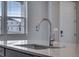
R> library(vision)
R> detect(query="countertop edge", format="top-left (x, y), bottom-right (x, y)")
top-left (0, 45), bottom-right (51, 57)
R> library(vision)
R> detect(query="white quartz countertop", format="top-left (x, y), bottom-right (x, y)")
top-left (0, 40), bottom-right (79, 57)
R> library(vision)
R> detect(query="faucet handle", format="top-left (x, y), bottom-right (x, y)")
top-left (36, 25), bottom-right (40, 31)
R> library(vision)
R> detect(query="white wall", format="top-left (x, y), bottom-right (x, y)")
top-left (27, 1), bottom-right (59, 46)
top-left (48, 1), bottom-right (59, 42)
top-left (28, 1), bottom-right (49, 46)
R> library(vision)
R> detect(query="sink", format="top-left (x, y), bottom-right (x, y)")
top-left (16, 44), bottom-right (49, 50)
top-left (16, 44), bottom-right (65, 50)
top-left (49, 46), bottom-right (65, 48)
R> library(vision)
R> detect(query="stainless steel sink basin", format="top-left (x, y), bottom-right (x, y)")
top-left (16, 44), bottom-right (65, 50)
top-left (16, 44), bottom-right (49, 50)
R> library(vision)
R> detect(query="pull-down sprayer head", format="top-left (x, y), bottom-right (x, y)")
top-left (36, 24), bottom-right (40, 31)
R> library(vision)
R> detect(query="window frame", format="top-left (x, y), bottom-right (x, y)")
top-left (0, 1), bottom-right (28, 35)
top-left (0, 1), bottom-right (26, 34)
top-left (7, 1), bottom-right (26, 34)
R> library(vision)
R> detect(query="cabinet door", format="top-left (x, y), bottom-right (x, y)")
top-left (6, 49), bottom-right (33, 57)
top-left (0, 47), bottom-right (4, 56)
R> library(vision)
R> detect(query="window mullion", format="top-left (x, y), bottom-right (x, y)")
top-left (2, 1), bottom-right (7, 34)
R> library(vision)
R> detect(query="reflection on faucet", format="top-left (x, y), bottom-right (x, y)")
top-left (36, 18), bottom-right (55, 47)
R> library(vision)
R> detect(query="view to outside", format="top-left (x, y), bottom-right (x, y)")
top-left (7, 1), bottom-right (21, 17)
top-left (0, 2), bottom-right (1, 34)
top-left (0, 1), bottom-right (25, 34)
top-left (7, 1), bottom-right (24, 34)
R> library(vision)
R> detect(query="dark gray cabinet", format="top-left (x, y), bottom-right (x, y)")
top-left (0, 46), bottom-right (35, 57)
top-left (6, 49), bottom-right (33, 57)
top-left (0, 46), bottom-right (43, 57)
top-left (0, 47), bottom-right (4, 56)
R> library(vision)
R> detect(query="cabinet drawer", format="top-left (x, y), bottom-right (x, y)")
top-left (0, 47), bottom-right (4, 56)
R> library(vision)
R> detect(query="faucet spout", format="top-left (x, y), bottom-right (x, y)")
top-left (36, 18), bottom-right (55, 47)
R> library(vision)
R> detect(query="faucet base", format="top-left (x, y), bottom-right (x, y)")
top-left (49, 40), bottom-right (54, 47)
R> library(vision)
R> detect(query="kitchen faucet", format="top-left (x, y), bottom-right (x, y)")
top-left (36, 18), bottom-right (55, 47)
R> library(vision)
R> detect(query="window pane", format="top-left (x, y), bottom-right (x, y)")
top-left (7, 18), bottom-right (24, 34)
top-left (0, 1), bottom-right (1, 16)
top-left (0, 17), bottom-right (1, 34)
top-left (7, 1), bottom-right (25, 34)
top-left (0, 1), bottom-right (2, 34)
top-left (7, 1), bottom-right (22, 17)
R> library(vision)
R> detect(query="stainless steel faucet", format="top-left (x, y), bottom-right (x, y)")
top-left (36, 18), bottom-right (55, 47)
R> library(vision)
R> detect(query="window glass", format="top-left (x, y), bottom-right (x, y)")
top-left (7, 18), bottom-right (24, 33)
top-left (7, 1), bottom-right (24, 34)
top-left (0, 2), bottom-right (2, 34)
top-left (7, 1), bottom-right (21, 17)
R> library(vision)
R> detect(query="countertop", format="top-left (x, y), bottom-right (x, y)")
top-left (0, 40), bottom-right (79, 57)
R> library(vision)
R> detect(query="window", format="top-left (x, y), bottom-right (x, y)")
top-left (0, 2), bottom-right (2, 34)
top-left (0, 1), bottom-right (26, 34)
top-left (7, 1), bottom-right (25, 34)
top-left (7, 2), bottom-right (22, 17)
